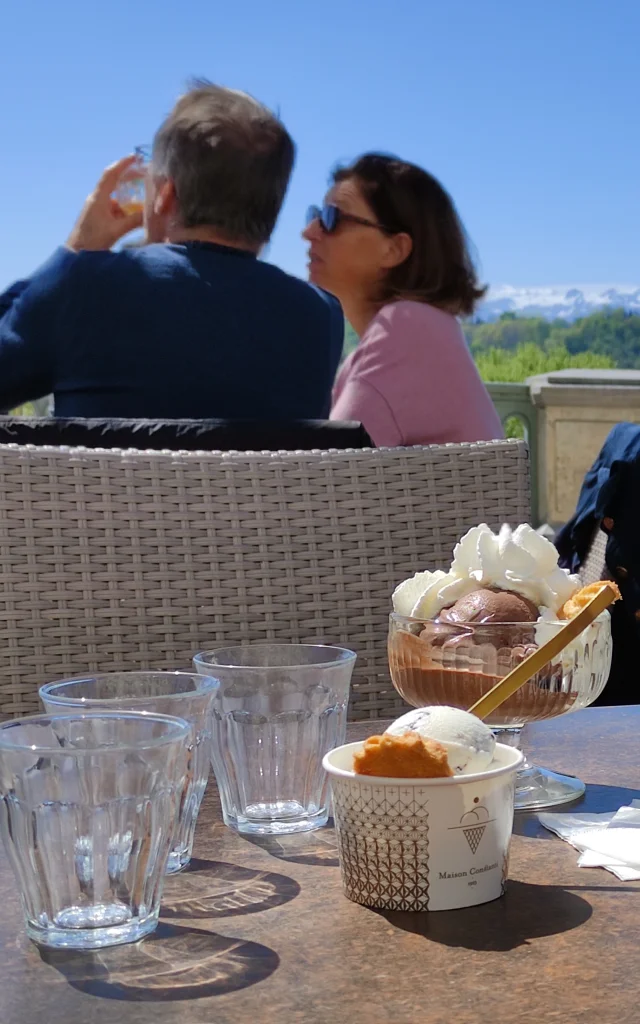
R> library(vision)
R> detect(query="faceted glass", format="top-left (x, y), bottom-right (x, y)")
top-left (194, 644), bottom-right (356, 834)
top-left (40, 672), bottom-right (217, 872)
top-left (0, 711), bottom-right (189, 948)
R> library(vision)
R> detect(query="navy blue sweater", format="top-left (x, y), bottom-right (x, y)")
top-left (0, 242), bottom-right (343, 418)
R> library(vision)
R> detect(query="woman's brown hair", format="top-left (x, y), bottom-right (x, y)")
top-left (332, 153), bottom-right (486, 317)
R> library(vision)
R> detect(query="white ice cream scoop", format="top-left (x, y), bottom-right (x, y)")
top-left (385, 706), bottom-right (496, 774)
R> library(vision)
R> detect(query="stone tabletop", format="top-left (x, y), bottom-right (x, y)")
top-left (1, 706), bottom-right (640, 1024)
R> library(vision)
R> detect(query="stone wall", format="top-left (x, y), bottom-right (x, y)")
top-left (528, 369), bottom-right (640, 527)
top-left (487, 370), bottom-right (640, 528)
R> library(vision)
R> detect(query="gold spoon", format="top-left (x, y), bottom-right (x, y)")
top-left (467, 584), bottom-right (618, 721)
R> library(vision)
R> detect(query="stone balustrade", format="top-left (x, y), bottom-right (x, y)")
top-left (487, 369), bottom-right (640, 529)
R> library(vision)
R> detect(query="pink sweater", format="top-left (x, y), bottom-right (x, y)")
top-left (330, 300), bottom-right (504, 447)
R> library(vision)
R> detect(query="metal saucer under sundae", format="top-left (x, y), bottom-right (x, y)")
top-left (388, 524), bottom-right (614, 810)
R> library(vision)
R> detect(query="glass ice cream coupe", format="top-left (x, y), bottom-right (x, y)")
top-left (388, 610), bottom-right (612, 810)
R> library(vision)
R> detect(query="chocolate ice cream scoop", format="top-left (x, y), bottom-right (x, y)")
top-left (439, 587), bottom-right (539, 625)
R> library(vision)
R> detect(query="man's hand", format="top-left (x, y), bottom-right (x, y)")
top-left (67, 156), bottom-right (144, 252)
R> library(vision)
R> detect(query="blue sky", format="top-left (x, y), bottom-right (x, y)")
top-left (1, 0), bottom-right (638, 292)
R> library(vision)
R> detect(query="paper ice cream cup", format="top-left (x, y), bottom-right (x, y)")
top-left (323, 742), bottom-right (523, 912)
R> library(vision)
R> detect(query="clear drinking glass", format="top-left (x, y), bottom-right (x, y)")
top-left (193, 644), bottom-right (356, 835)
top-left (388, 612), bottom-right (612, 810)
top-left (112, 144), bottom-right (151, 215)
top-left (39, 672), bottom-right (218, 872)
top-left (0, 711), bottom-right (189, 949)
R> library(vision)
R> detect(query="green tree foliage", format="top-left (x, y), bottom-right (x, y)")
top-left (464, 311), bottom-right (557, 351)
top-left (465, 308), bottom-right (640, 368)
top-left (474, 342), bottom-right (615, 383)
top-left (466, 310), bottom-right (624, 440)
top-left (560, 308), bottom-right (640, 367)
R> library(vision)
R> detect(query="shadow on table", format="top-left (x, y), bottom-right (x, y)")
top-left (378, 880), bottom-right (592, 951)
top-left (160, 857), bottom-right (300, 919)
top-left (241, 825), bottom-right (339, 867)
top-left (40, 921), bottom-right (278, 1002)
top-left (513, 784), bottom-right (640, 840)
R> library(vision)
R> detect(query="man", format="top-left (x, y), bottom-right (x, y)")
top-left (0, 81), bottom-right (343, 418)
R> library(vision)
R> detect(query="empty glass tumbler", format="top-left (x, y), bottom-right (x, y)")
top-left (0, 711), bottom-right (189, 949)
top-left (39, 672), bottom-right (218, 872)
top-left (193, 644), bottom-right (356, 835)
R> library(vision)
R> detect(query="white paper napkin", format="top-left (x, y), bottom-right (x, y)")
top-left (538, 801), bottom-right (640, 880)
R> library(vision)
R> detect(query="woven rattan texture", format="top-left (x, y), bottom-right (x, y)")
top-left (579, 527), bottom-right (610, 585)
top-left (0, 441), bottom-right (530, 719)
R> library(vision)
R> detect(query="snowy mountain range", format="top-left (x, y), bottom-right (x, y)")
top-left (477, 285), bottom-right (640, 322)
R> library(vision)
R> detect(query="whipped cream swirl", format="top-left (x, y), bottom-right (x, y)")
top-left (392, 523), bottom-right (581, 619)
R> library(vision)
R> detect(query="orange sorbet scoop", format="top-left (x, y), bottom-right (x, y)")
top-left (353, 732), bottom-right (453, 779)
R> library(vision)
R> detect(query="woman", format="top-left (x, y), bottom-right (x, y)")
top-left (303, 154), bottom-right (503, 447)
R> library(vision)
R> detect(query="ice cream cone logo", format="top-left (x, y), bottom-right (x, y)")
top-left (462, 823), bottom-right (486, 854)
top-left (449, 806), bottom-right (493, 855)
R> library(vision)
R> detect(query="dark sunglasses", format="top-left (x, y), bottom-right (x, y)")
top-left (306, 203), bottom-right (392, 235)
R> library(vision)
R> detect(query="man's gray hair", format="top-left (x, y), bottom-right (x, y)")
top-left (152, 80), bottom-right (295, 247)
